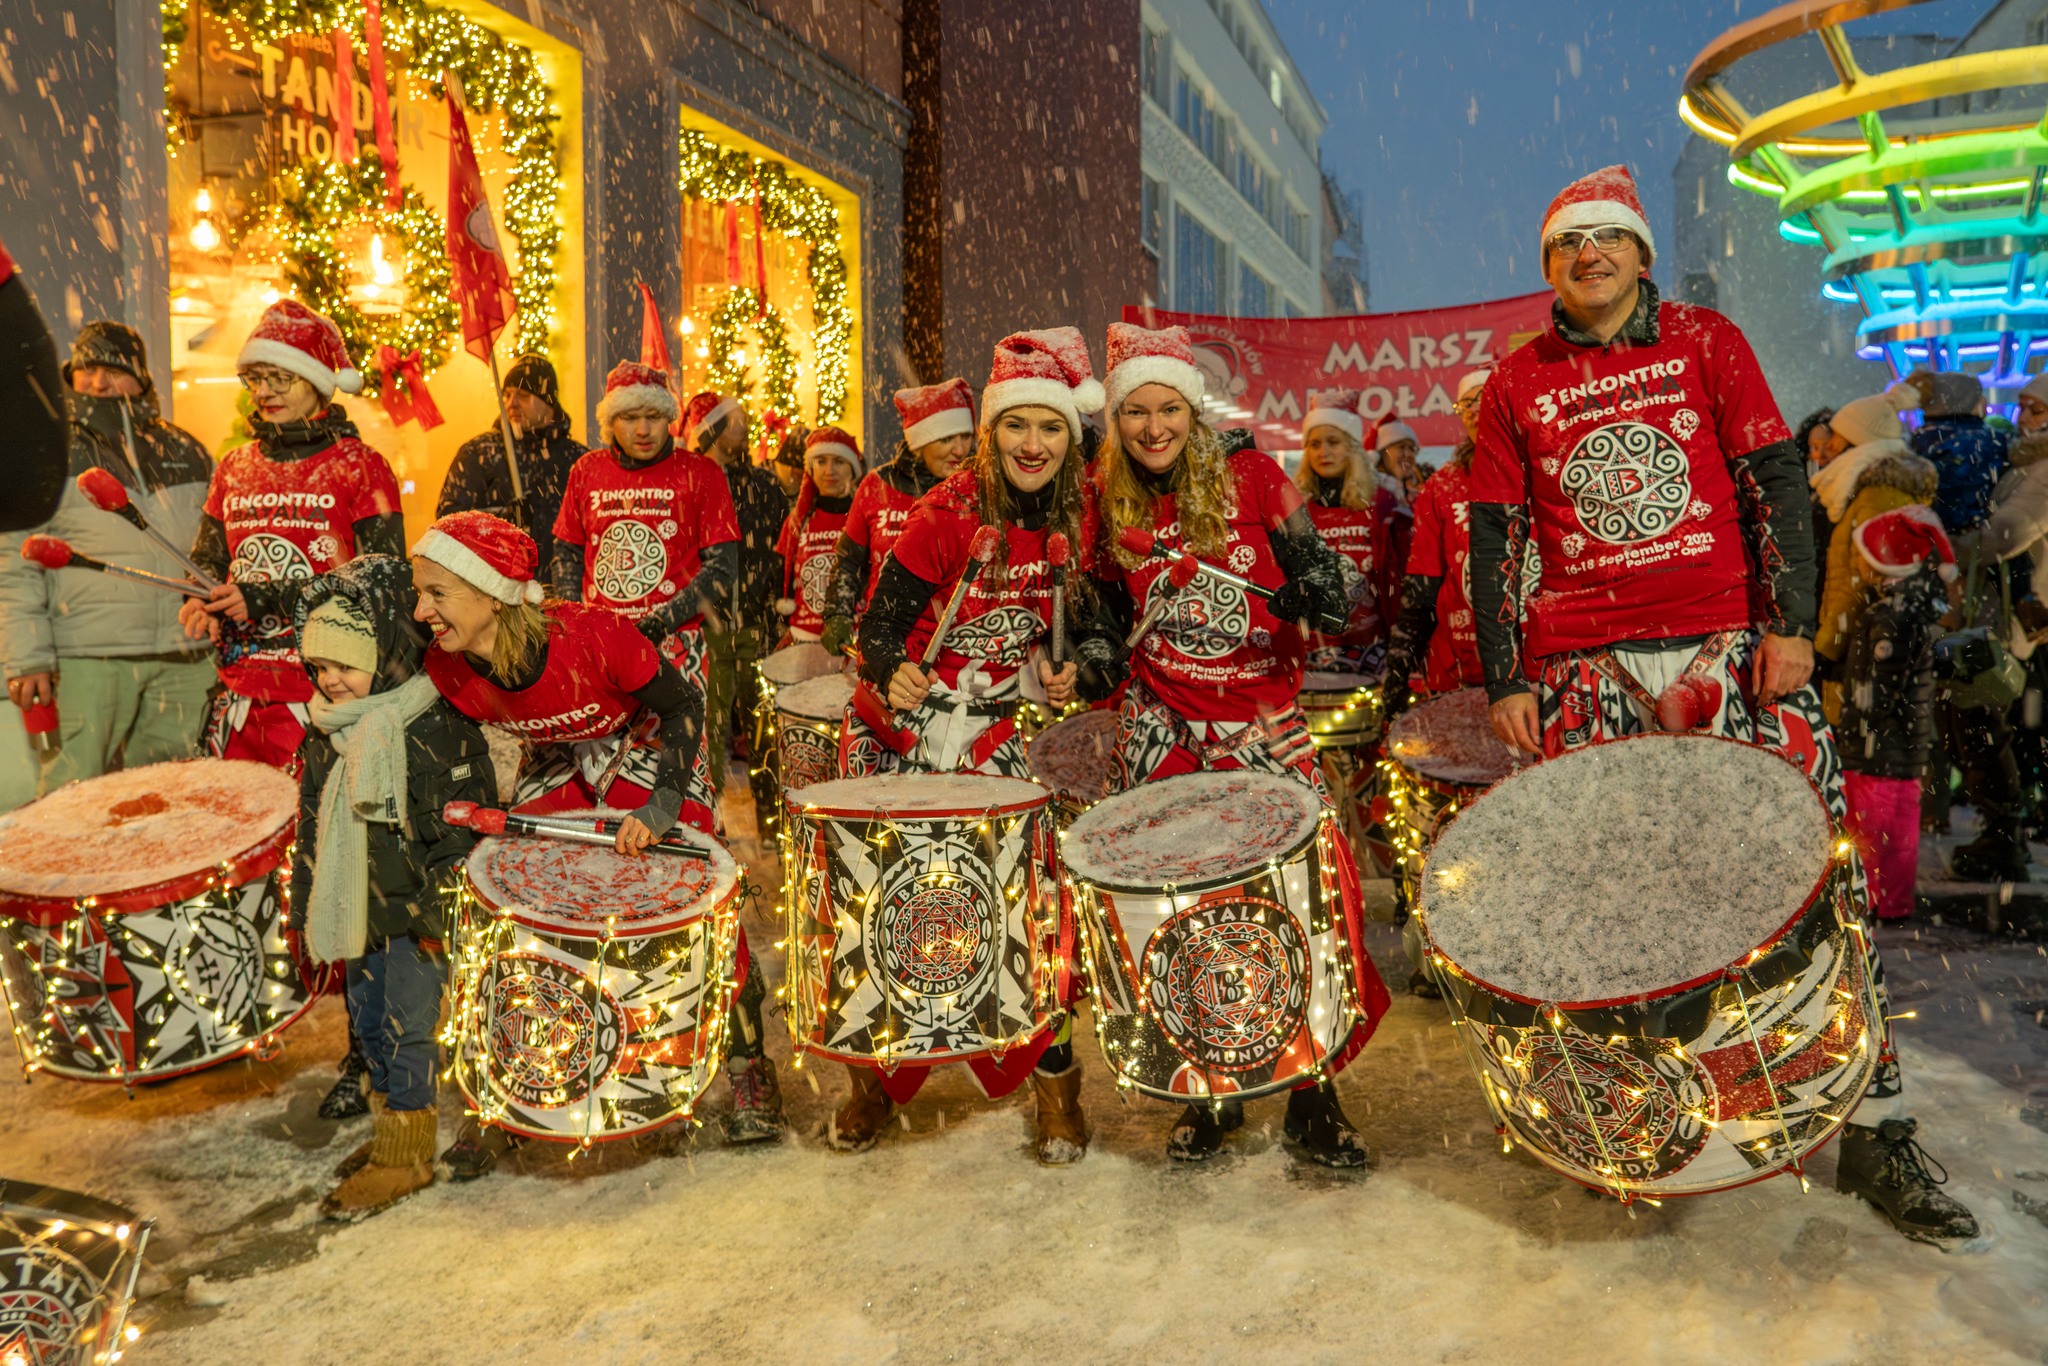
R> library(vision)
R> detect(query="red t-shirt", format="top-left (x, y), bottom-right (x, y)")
top-left (1405, 461), bottom-right (1484, 693)
top-left (889, 472), bottom-right (1052, 693)
top-left (1090, 448), bottom-right (1306, 723)
top-left (425, 602), bottom-right (659, 743)
top-left (205, 435), bottom-right (401, 702)
top-left (777, 502), bottom-right (849, 638)
top-left (553, 446), bottom-right (740, 627)
top-left (1303, 495), bottom-right (1389, 663)
top-left (843, 469), bottom-right (923, 610)
top-left (1468, 301), bottom-right (1789, 658)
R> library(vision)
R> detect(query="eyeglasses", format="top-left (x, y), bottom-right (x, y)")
top-left (1546, 225), bottom-right (1637, 257)
top-left (238, 368), bottom-right (303, 394)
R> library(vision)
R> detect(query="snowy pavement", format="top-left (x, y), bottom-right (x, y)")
top-left (3, 787), bottom-right (2045, 1365)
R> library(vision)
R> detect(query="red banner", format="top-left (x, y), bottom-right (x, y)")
top-left (1121, 292), bottom-right (1554, 449)
top-left (446, 93), bottom-right (517, 362)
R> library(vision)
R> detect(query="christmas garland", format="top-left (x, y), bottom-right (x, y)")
top-left (707, 288), bottom-right (798, 422)
top-left (678, 128), bottom-right (852, 425)
top-left (269, 155), bottom-right (456, 390)
top-left (162, 0), bottom-right (562, 360)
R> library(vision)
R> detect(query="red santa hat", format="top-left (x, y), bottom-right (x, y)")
top-left (1375, 420), bottom-right (1420, 452)
top-left (982, 327), bottom-right (1105, 437)
top-left (681, 389), bottom-right (742, 450)
top-left (411, 510), bottom-right (544, 606)
top-left (1457, 370), bottom-right (1492, 403)
top-left (894, 378), bottom-right (975, 450)
top-left (1302, 388), bottom-right (1365, 445)
top-left (236, 299), bottom-right (362, 399)
top-left (1103, 322), bottom-right (1205, 415)
top-left (1855, 504), bottom-right (1959, 582)
top-left (804, 425), bottom-right (863, 472)
top-left (596, 360), bottom-right (679, 429)
top-left (1541, 164), bottom-right (1655, 266)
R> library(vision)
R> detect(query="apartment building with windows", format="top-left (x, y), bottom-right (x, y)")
top-left (1139, 0), bottom-right (1327, 317)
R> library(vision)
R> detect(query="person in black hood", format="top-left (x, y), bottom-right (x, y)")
top-left (436, 354), bottom-right (582, 576)
top-left (291, 554), bottom-right (494, 1219)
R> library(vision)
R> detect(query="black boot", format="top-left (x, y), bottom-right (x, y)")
top-left (1949, 819), bottom-right (2031, 883)
top-left (1166, 1099), bottom-right (1243, 1162)
top-left (318, 1039), bottom-right (372, 1120)
top-left (1835, 1118), bottom-right (1979, 1245)
top-left (441, 1117), bottom-right (519, 1181)
top-left (1283, 1082), bottom-right (1370, 1169)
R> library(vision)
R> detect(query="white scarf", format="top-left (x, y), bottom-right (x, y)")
top-left (303, 674), bottom-right (440, 963)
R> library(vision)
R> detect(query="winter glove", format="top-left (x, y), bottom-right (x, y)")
top-left (1266, 580), bottom-right (1311, 626)
top-left (635, 616), bottom-right (670, 647)
top-left (821, 614), bottom-right (856, 657)
top-left (1379, 675), bottom-right (1414, 724)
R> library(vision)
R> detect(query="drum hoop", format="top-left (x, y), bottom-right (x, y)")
top-left (795, 1020), bottom-right (1058, 1070)
top-left (1390, 757), bottom-right (1492, 802)
top-left (0, 820), bottom-right (294, 926)
top-left (1068, 807), bottom-right (1326, 895)
top-left (784, 788), bottom-right (1051, 822)
top-left (1421, 732), bottom-right (1837, 1012)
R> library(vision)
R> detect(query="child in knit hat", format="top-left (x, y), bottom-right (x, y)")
top-left (292, 555), bottom-right (496, 1218)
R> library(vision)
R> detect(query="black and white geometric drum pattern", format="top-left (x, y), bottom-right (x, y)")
top-left (783, 775), bottom-right (1064, 1068)
top-left (0, 1180), bottom-right (151, 1366)
top-left (450, 816), bottom-right (743, 1143)
top-left (775, 674), bottom-right (853, 798)
top-left (1063, 770), bottom-right (1364, 1102)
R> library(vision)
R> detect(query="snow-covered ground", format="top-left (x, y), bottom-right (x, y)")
top-left (4, 787), bottom-right (2045, 1366)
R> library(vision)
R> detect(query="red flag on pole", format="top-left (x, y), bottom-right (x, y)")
top-left (637, 282), bottom-right (673, 375)
top-left (364, 0), bottom-right (401, 209)
top-left (445, 88), bottom-right (517, 362)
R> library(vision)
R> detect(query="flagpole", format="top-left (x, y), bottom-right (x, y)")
top-left (486, 344), bottom-right (527, 522)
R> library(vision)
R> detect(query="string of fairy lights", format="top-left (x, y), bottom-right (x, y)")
top-left (679, 127), bottom-right (853, 427)
top-left (708, 288), bottom-right (799, 427)
top-left (161, 0), bottom-right (564, 376)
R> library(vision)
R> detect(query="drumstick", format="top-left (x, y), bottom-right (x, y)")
top-left (21, 535), bottom-right (209, 597)
top-left (75, 468), bottom-right (219, 589)
top-left (1115, 525), bottom-right (1277, 604)
top-left (1046, 531), bottom-right (1071, 664)
top-left (442, 802), bottom-right (713, 858)
top-left (918, 524), bottom-right (1002, 668)
top-left (1124, 554), bottom-right (1199, 648)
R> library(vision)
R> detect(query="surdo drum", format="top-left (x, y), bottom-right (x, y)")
top-left (449, 811), bottom-right (743, 1143)
top-left (1026, 707), bottom-right (1119, 828)
top-left (782, 775), bottom-right (1068, 1074)
top-left (753, 643), bottom-right (848, 833)
top-left (1382, 688), bottom-right (1526, 910)
top-left (0, 1180), bottom-right (152, 1366)
top-left (0, 760), bottom-right (312, 1084)
top-left (1299, 671), bottom-right (1384, 751)
top-left (1065, 771), bottom-right (1370, 1102)
top-left (775, 674), bottom-right (854, 796)
top-left (1417, 735), bottom-right (1883, 1200)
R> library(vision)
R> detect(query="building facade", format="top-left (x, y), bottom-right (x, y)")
top-left (1138, 0), bottom-right (1326, 319)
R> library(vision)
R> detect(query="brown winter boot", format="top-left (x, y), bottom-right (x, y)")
top-left (1030, 1062), bottom-right (1088, 1165)
top-left (322, 1107), bottom-right (436, 1220)
top-left (827, 1064), bottom-right (894, 1153)
top-left (333, 1092), bottom-right (388, 1179)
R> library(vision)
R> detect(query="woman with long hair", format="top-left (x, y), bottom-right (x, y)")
top-left (408, 511), bottom-right (782, 1176)
top-left (827, 328), bottom-right (1092, 1164)
top-left (775, 427), bottom-right (862, 645)
top-left (1082, 322), bottom-right (1375, 1169)
top-left (1291, 387), bottom-right (1398, 674)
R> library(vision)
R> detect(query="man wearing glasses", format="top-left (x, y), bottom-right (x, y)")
top-left (1464, 164), bottom-right (1976, 1246)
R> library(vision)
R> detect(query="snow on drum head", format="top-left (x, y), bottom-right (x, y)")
top-left (464, 814), bottom-right (737, 938)
top-left (1066, 771), bottom-right (1362, 1101)
top-left (1417, 734), bottom-right (1881, 1198)
top-left (1026, 708), bottom-right (1119, 824)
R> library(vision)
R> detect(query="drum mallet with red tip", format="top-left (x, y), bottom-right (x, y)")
top-left (75, 467), bottom-right (218, 589)
top-left (442, 801), bottom-right (713, 858)
top-left (919, 523), bottom-right (1003, 668)
top-left (21, 535), bottom-right (208, 597)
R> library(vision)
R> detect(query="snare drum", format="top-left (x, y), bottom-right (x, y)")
top-left (1065, 770), bottom-right (1386, 1102)
top-left (1300, 670), bottom-right (1387, 881)
top-left (776, 674), bottom-right (853, 795)
top-left (449, 812), bottom-right (744, 1143)
top-left (1382, 688), bottom-right (1525, 910)
top-left (782, 775), bottom-right (1067, 1096)
top-left (0, 1179), bottom-right (152, 1366)
top-left (754, 644), bottom-right (848, 832)
top-left (1418, 734), bottom-right (1882, 1200)
top-left (0, 759), bottom-right (312, 1084)
top-left (1026, 708), bottom-right (1119, 827)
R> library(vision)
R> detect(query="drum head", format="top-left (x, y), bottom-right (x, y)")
top-left (761, 642), bottom-right (842, 688)
top-left (1387, 688), bottom-right (1526, 788)
top-left (0, 758), bottom-right (296, 903)
top-left (1302, 670), bottom-right (1378, 696)
top-left (1027, 709), bottom-right (1118, 804)
top-left (777, 673), bottom-right (853, 723)
top-left (466, 810), bottom-right (739, 939)
top-left (1421, 735), bottom-right (1832, 1006)
top-left (1064, 770), bottom-right (1322, 893)
top-left (791, 773), bottom-right (1048, 819)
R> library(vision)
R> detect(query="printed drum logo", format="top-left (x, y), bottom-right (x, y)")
top-left (592, 520), bottom-right (669, 603)
top-left (1156, 576), bottom-right (1251, 660)
top-left (1559, 421), bottom-right (1691, 544)
top-left (867, 853), bottom-right (999, 1000)
top-left (1145, 897), bottom-right (1308, 1071)
top-left (229, 532), bottom-right (312, 583)
top-left (780, 723), bottom-right (837, 793)
top-left (0, 1245), bottom-right (98, 1366)
top-left (1505, 1030), bottom-right (1709, 1181)
top-left (486, 955), bottom-right (623, 1108)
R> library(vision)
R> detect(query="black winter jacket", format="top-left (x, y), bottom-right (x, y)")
top-left (436, 419), bottom-right (583, 578)
top-left (290, 556), bottom-right (495, 945)
top-left (1837, 568), bottom-right (1945, 780)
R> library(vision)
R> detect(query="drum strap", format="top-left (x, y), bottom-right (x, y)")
top-left (1583, 631), bottom-right (1739, 729)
